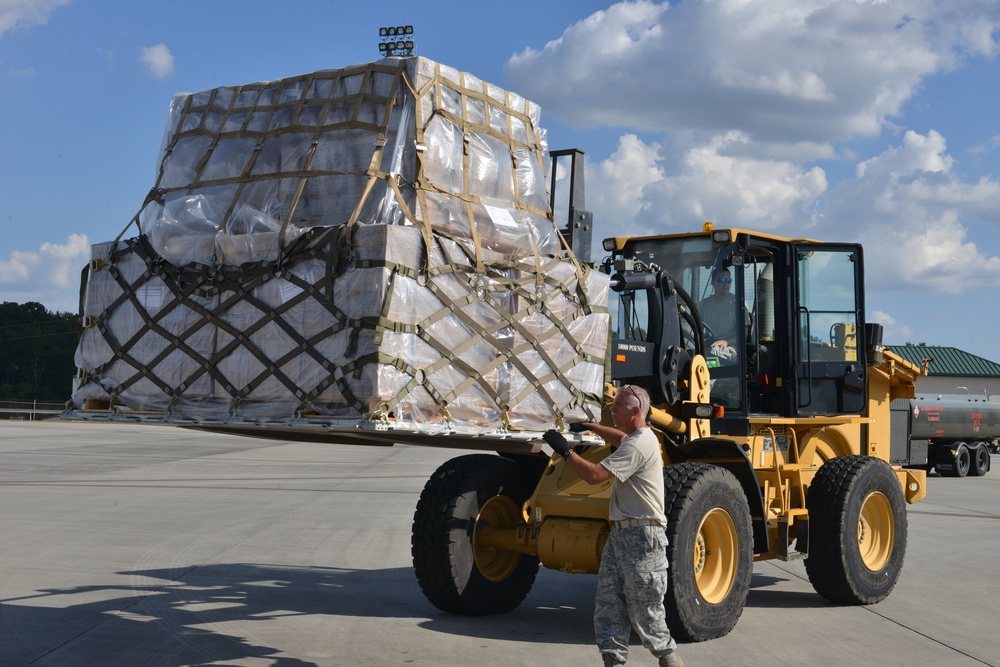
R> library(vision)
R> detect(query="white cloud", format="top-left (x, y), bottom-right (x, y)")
top-left (513, 0), bottom-right (1000, 279)
top-left (585, 131), bottom-right (828, 242)
top-left (0, 0), bottom-right (70, 37)
top-left (140, 43), bottom-right (174, 79)
top-left (855, 130), bottom-right (953, 179)
top-left (0, 234), bottom-right (90, 312)
top-left (506, 0), bottom-right (1000, 144)
top-left (587, 134), bottom-right (664, 236)
top-left (870, 310), bottom-right (896, 327)
top-left (970, 135), bottom-right (1000, 156)
top-left (870, 310), bottom-right (913, 342)
top-left (823, 131), bottom-right (1000, 293)
top-left (584, 127), bottom-right (1000, 298)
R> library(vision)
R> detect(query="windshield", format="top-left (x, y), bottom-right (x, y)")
top-left (613, 234), bottom-right (778, 413)
top-left (614, 235), bottom-right (726, 346)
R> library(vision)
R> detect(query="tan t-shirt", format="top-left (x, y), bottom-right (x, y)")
top-left (600, 427), bottom-right (667, 524)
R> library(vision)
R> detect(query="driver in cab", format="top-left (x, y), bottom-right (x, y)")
top-left (698, 267), bottom-right (742, 359)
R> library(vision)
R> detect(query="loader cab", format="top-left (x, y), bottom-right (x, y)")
top-left (606, 227), bottom-right (868, 435)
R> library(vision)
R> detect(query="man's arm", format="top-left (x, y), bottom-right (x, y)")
top-left (565, 450), bottom-right (615, 485)
top-left (544, 428), bottom-right (616, 485)
top-left (573, 421), bottom-right (626, 448)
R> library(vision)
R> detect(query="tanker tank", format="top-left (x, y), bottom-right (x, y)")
top-left (903, 394), bottom-right (1000, 478)
top-left (910, 393), bottom-right (1000, 443)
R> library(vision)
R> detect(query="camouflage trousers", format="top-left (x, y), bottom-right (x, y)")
top-left (594, 524), bottom-right (676, 664)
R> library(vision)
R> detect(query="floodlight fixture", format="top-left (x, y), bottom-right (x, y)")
top-left (377, 25), bottom-right (416, 57)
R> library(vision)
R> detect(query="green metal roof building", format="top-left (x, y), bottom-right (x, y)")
top-left (885, 344), bottom-right (1000, 399)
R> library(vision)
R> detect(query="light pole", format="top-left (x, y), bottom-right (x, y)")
top-left (378, 25), bottom-right (415, 57)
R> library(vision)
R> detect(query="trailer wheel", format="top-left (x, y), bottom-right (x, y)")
top-left (411, 454), bottom-right (539, 615)
top-left (663, 463), bottom-right (753, 642)
top-left (805, 456), bottom-right (907, 604)
top-left (954, 443), bottom-right (971, 478)
top-left (970, 444), bottom-right (990, 477)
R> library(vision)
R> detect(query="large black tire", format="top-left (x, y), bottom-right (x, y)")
top-left (411, 454), bottom-right (539, 615)
top-left (954, 444), bottom-right (971, 478)
top-left (970, 444), bottom-right (990, 477)
top-left (663, 463), bottom-right (754, 642)
top-left (805, 456), bottom-right (907, 604)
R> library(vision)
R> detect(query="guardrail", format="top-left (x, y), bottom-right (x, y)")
top-left (0, 400), bottom-right (66, 421)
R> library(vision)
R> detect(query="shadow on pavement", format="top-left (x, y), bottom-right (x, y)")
top-left (0, 562), bottom-right (599, 666)
top-left (2, 563), bottom-right (416, 666)
top-left (1, 562), bottom-right (835, 665)
top-left (746, 572), bottom-right (834, 609)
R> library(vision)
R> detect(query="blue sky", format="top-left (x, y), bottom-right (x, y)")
top-left (3, 0), bottom-right (1000, 368)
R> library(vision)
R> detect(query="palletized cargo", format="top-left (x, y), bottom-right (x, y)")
top-left (72, 57), bottom-right (609, 434)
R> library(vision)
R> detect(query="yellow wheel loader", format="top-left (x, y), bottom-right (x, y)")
top-left (410, 220), bottom-right (926, 641)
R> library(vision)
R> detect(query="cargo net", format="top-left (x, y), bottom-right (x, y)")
top-left (73, 57), bottom-right (609, 433)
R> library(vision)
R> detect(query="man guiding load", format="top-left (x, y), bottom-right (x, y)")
top-left (544, 385), bottom-right (684, 667)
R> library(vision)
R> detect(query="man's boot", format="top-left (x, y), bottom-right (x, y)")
top-left (658, 652), bottom-right (684, 667)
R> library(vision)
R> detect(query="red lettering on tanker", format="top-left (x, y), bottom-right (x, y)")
top-left (926, 414), bottom-right (940, 422)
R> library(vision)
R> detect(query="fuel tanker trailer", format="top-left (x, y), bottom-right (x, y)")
top-left (894, 394), bottom-right (1000, 477)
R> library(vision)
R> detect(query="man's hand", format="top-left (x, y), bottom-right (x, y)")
top-left (543, 430), bottom-right (573, 459)
top-left (567, 421), bottom-right (590, 433)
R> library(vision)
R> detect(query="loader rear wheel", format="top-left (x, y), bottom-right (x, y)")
top-left (805, 456), bottom-right (907, 605)
top-left (411, 454), bottom-right (539, 615)
top-left (663, 463), bottom-right (753, 642)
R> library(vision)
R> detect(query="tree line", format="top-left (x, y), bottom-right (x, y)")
top-left (0, 302), bottom-right (79, 402)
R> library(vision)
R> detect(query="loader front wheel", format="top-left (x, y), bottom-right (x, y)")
top-left (805, 455), bottom-right (907, 605)
top-left (411, 454), bottom-right (539, 615)
top-left (663, 463), bottom-right (753, 642)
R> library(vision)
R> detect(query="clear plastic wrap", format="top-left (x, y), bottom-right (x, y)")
top-left (73, 57), bottom-right (608, 433)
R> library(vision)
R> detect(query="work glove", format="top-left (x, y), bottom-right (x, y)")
top-left (567, 421), bottom-right (590, 433)
top-left (543, 430), bottom-right (573, 459)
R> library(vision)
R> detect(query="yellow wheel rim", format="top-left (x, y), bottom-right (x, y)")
top-left (693, 508), bottom-right (739, 604)
top-left (473, 495), bottom-right (522, 582)
top-left (858, 491), bottom-right (894, 571)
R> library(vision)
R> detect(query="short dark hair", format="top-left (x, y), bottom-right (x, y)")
top-left (712, 268), bottom-right (731, 281)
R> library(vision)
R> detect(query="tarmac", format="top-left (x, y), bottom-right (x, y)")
top-left (1, 420), bottom-right (998, 667)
